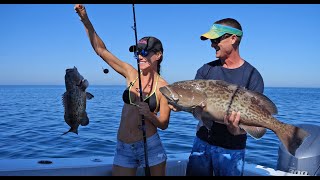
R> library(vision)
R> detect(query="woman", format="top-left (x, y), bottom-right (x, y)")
top-left (74, 4), bottom-right (171, 176)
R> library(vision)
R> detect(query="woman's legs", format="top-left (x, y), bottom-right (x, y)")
top-left (150, 161), bottom-right (166, 176)
top-left (112, 161), bottom-right (166, 176)
top-left (112, 165), bottom-right (137, 176)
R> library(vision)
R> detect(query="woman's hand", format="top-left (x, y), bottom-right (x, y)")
top-left (224, 111), bottom-right (246, 135)
top-left (74, 4), bottom-right (88, 22)
top-left (168, 104), bottom-right (181, 112)
top-left (136, 101), bottom-right (152, 118)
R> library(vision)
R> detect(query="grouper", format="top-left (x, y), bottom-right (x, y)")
top-left (62, 66), bottom-right (94, 135)
top-left (159, 79), bottom-right (309, 156)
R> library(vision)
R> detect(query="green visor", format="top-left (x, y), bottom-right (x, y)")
top-left (200, 24), bottom-right (243, 40)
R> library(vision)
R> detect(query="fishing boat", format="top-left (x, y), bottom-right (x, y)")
top-left (0, 124), bottom-right (319, 176)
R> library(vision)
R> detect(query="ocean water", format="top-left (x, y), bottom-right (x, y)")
top-left (0, 85), bottom-right (319, 170)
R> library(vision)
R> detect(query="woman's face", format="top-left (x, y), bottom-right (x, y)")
top-left (138, 51), bottom-right (161, 71)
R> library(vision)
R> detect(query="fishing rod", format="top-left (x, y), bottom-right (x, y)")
top-left (131, 4), bottom-right (151, 176)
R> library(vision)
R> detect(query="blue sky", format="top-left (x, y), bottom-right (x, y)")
top-left (1, 4), bottom-right (320, 87)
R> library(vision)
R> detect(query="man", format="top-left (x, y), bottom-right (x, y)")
top-left (173, 18), bottom-right (265, 176)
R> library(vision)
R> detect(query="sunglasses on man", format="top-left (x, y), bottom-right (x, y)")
top-left (210, 33), bottom-right (233, 44)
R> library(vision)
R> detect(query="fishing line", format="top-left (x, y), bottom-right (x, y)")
top-left (92, 29), bottom-right (109, 75)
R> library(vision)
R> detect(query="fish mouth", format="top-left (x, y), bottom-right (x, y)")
top-left (66, 66), bottom-right (78, 73)
top-left (159, 86), bottom-right (179, 105)
top-left (66, 68), bottom-right (74, 73)
top-left (77, 79), bottom-right (89, 91)
top-left (77, 79), bottom-right (85, 86)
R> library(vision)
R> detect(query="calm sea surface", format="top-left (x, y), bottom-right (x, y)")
top-left (0, 85), bottom-right (319, 169)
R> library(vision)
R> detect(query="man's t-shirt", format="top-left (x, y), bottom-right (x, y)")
top-left (195, 59), bottom-right (264, 149)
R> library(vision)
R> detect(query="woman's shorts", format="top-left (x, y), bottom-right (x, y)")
top-left (113, 132), bottom-right (167, 168)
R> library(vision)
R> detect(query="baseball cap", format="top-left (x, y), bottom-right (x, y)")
top-left (129, 36), bottom-right (163, 53)
top-left (200, 24), bottom-right (243, 40)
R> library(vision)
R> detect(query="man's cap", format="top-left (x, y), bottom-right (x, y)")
top-left (129, 36), bottom-right (163, 53)
top-left (200, 24), bottom-right (243, 40)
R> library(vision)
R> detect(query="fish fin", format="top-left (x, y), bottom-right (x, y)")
top-left (276, 124), bottom-right (309, 156)
top-left (193, 106), bottom-right (213, 129)
top-left (202, 119), bottom-right (213, 130)
top-left (192, 101), bottom-right (207, 120)
top-left (62, 128), bottom-right (78, 136)
top-left (62, 130), bottom-right (70, 136)
top-left (86, 92), bottom-right (94, 100)
top-left (192, 106), bottom-right (203, 121)
top-left (246, 90), bottom-right (278, 114)
top-left (80, 112), bottom-right (89, 126)
top-left (239, 124), bottom-right (266, 139)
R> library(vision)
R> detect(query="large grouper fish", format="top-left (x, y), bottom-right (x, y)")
top-left (62, 66), bottom-right (94, 135)
top-left (159, 79), bottom-right (309, 156)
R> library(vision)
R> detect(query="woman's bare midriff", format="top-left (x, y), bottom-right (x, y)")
top-left (117, 104), bottom-right (157, 143)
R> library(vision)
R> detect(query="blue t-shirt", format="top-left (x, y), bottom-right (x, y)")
top-left (195, 59), bottom-right (264, 149)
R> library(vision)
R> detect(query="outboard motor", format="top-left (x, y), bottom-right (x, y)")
top-left (277, 124), bottom-right (320, 176)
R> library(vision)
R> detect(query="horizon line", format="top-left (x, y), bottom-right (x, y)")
top-left (0, 84), bottom-right (319, 89)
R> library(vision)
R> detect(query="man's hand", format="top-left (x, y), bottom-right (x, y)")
top-left (224, 111), bottom-right (246, 135)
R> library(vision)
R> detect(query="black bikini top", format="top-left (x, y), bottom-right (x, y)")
top-left (122, 75), bottom-right (159, 113)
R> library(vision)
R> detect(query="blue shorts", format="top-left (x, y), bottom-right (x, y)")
top-left (113, 133), bottom-right (167, 168)
top-left (186, 137), bottom-right (245, 176)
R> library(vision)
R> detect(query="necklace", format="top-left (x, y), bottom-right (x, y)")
top-left (135, 84), bottom-right (152, 93)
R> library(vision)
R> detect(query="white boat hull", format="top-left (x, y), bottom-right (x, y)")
top-left (0, 153), bottom-right (307, 176)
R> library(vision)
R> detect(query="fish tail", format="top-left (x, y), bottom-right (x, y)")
top-left (61, 131), bottom-right (69, 136)
top-left (276, 123), bottom-right (309, 156)
top-left (61, 128), bottom-right (78, 136)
